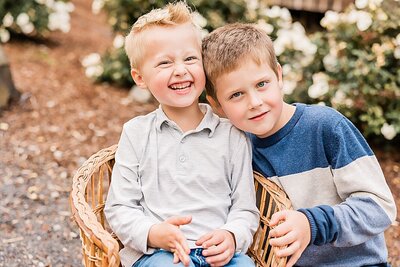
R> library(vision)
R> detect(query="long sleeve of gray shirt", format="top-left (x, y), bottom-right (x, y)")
top-left (104, 104), bottom-right (260, 267)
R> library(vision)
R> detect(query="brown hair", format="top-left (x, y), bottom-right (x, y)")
top-left (125, 1), bottom-right (200, 69)
top-left (202, 23), bottom-right (279, 103)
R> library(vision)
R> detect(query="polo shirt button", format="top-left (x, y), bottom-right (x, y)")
top-left (179, 155), bottom-right (185, 162)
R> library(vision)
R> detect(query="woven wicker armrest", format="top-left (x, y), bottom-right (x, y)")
top-left (70, 145), bottom-right (293, 267)
top-left (70, 145), bottom-right (120, 267)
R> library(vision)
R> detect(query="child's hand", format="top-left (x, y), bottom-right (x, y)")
top-left (268, 210), bottom-right (310, 267)
top-left (195, 229), bottom-right (236, 267)
top-left (148, 215), bottom-right (192, 266)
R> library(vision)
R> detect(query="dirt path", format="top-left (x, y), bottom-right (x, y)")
top-left (0, 0), bottom-right (399, 266)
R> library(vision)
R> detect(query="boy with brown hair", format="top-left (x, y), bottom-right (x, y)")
top-left (104, 4), bottom-right (259, 267)
top-left (202, 23), bottom-right (396, 267)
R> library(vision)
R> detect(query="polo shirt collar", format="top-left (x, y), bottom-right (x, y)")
top-left (155, 103), bottom-right (219, 137)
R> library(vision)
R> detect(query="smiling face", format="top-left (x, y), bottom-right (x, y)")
top-left (131, 23), bottom-right (205, 115)
top-left (215, 59), bottom-right (293, 138)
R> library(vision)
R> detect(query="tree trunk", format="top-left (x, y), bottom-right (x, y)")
top-left (0, 45), bottom-right (20, 109)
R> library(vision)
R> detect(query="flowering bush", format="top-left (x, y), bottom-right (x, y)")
top-left (84, 0), bottom-right (310, 91)
top-left (0, 0), bottom-right (74, 43)
top-left (84, 0), bottom-right (399, 143)
top-left (286, 0), bottom-right (400, 141)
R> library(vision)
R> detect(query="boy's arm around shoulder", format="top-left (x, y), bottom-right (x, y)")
top-left (104, 122), bottom-right (157, 254)
top-left (301, 116), bottom-right (396, 247)
top-left (220, 128), bottom-right (260, 253)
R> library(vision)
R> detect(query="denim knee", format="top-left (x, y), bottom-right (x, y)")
top-left (133, 250), bottom-right (194, 267)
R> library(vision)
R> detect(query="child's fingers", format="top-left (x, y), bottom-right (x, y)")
top-left (269, 230), bottom-right (296, 247)
top-left (269, 220), bottom-right (291, 239)
top-left (165, 215), bottom-right (192, 227)
top-left (205, 249), bottom-right (231, 266)
top-left (201, 234), bottom-right (223, 249)
top-left (269, 211), bottom-right (287, 227)
top-left (173, 241), bottom-right (190, 267)
top-left (173, 252), bottom-right (179, 264)
top-left (202, 243), bottom-right (225, 257)
top-left (274, 240), bottom-right (301, 258)
top-left (285, 249), bottom-right (302, 267)
top-left (176, 233), bottom-right (190, 254)
top-left (195, 232), bottom-right (213, 246)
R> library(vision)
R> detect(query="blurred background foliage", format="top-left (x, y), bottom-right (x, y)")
top-left (84, 0), bottom-right (399, 143)
top-left (2, 0), bottom-right (398, 143)
top-left (0, 0), bottom-right (74, 42)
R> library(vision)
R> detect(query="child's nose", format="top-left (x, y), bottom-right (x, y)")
top-left (249, 91), bottom-right (263, 109)
top-left (173, 63), bottom-right (188, 76)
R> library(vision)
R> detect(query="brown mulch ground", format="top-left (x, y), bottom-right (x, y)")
top-left (0, 0), bottom-right (399, 266)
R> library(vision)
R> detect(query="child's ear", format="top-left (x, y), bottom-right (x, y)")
top-left (276, 63), bottom-right (283, 89)
top-left (131, 68), bottom-right (147, 89)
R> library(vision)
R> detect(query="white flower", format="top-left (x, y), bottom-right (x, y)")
top-left (355, 0), bottom-right (368, 9)
top-left (308, 73), bottom-right (330, 98)
top-left (321, 11), bottom-right (340, 30)
top-left (377, 10), bottom-right (388, 21)
top-left (368, 0), bottom-right (383, 10)
top-left (274, 33), bottom-right (291, 56)
top-left (45, 0), bottom-right (55, 8)
top-left (395, 33), bottom-right (400, 46)
top-left (331, 90), bottom-right (346, 106)
top-left (346, 10), bottom-right (360, 24)
top-left (21, 23), bottom-right (34, 34)
top-left (323, 53), bottom-right (338, 72)
top-left (2, 13), bottom-right (14, 27)
top-left (282, 64), bottom-right (292, 76)
top-left (192, 12), bottom-right (207, 28)
top-left (113, 35), bottom-right (125, 49)
top-left (266, 6), bottom-right (281, 18)
top-left (200, 29), bottom-right (209, 39)
top-left (0, 28), bottom-right (10, 43)
top-left (48, 12), bottom-right (71, 32)
top-left (381, 123), bottom-right (397, 140)
top-left (81, 53), bottom-right (101, 67)
top-left (85, 65), bottom-right (104, 78)
top-left (245, 0), bottom-right (259, 11)
top-left (128, 85), bottom-right (152, 103)
top-left (16, 13), bottom-right (30, 27)
top-left (394, 47), bottom-right (400, 59)
top-left (280, 8), bottom-right (292, 21)
top-left (282, 80), bottom-right (297, 95)
top-left (356, 11), bottom-right (372, 31)
top-left (257, 19), bottom-right (274, 34)
top-left (35, 0), bottom-right (47, 4)
top-left (92, 0), bottom-right (105, 14)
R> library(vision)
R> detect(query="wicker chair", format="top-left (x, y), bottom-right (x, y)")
top-left (70, 145), bottom-right (293, 267)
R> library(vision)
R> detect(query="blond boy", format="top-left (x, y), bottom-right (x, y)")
top-left (202, 23), bottom-right (396, 267)
top-left (104, 4), bottom-right (259, 267)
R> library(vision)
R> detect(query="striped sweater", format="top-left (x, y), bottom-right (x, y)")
top-left (249, 103), bottom-right (396, 266)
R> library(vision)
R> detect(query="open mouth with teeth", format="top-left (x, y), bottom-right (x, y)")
top-left (169, 81), bottom-right (192, 90)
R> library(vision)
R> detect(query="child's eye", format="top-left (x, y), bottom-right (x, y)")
top-left (185, 56), bottom-right (198, 62)
top-left (229, 92), bottom-right (243, 99)
top-left (257, 81), bottom-right (267, 88)
top-left (158, 61), bottom-right (172, 66)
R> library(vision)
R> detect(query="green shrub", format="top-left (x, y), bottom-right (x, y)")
top-left (85, 0), bottom-right (399, 143)
top-left (0, 0), bottom-right (74, 42)
top-left (286, 0), bottom-right (400, 141)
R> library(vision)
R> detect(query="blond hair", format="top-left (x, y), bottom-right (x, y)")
top-left (202, 23), bottom-right (279, 103)
top-left (125, 1), bottom-right (200, 69)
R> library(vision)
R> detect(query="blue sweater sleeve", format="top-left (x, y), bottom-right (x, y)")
top-left (299, 116), bottom-right (395, 247)
top-left (298, 206), bottom-right (338, 245)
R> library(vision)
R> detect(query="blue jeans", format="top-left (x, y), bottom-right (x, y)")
top-left (133, 248), bottom-right (255, 267)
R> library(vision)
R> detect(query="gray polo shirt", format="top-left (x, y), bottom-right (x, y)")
top-left (104, 104), bottom-right (259, 267)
